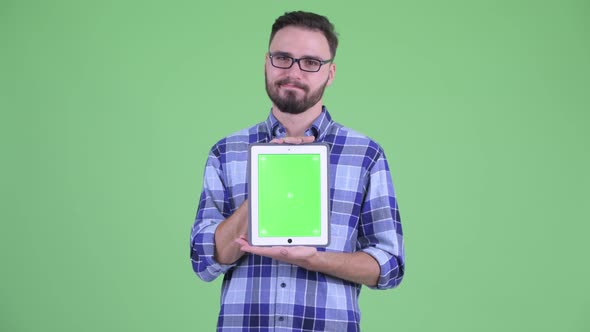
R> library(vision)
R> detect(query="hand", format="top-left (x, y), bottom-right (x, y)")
top-left (235, 236), bottom-right (318, 270)
top-left (270, 136), bottom-right (315, 144)
top-left (236, 236), bottom-right (381, 287)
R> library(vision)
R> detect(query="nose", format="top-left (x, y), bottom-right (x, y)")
top-left (292, 58), bottom-right (304, 70)
top-left (285, 60), bottom-right (304, 77)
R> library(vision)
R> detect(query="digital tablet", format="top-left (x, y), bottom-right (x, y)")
top-left (248, 143), bottom-right (330, 246)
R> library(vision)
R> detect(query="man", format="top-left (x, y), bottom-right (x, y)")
top-left (190, 11), bottom-right (404, 331)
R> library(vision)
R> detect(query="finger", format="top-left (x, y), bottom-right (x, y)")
top-left (269, 138), bottom-right (284, 144)
top-left (234, 237), bottom-right (250, 250)
top-left (281, 136), bottom-right (315, 144)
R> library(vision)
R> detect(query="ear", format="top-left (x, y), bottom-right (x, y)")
top-left (264, 52), bottom-right (271, 71)
top-left (326, 62), bottom-right (336, 86)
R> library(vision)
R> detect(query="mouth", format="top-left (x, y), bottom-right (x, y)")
top-left (280, 83), bottom-right (304, 90)
top-left (277, 79), bottom-right (307, 91)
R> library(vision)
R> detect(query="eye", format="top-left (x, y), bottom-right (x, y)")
top-left (302, 58), bottom-right (321, 67)
top-left (274, 55), bottom-right (291, 62)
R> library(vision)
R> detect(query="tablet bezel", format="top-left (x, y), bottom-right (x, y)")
top-left (248, 143), bottom-right (330, 247)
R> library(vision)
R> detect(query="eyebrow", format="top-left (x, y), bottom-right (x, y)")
top-left (269, 50), bottom-right (327, 61)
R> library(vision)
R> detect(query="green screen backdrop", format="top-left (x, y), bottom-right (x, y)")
top-left (1, 0), bottom-right (588, 331)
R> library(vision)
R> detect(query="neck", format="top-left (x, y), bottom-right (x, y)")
top-left (272, 101), bottom-right (323, 137)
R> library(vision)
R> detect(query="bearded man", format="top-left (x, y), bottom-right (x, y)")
top-left (190, 11), bottom-right (405, 331)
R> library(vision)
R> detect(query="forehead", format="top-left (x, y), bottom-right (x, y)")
top-left (269, 26), bottom-right (331, 58)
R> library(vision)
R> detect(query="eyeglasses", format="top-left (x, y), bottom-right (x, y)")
top-left (268, 53), bottom-right (333, 72)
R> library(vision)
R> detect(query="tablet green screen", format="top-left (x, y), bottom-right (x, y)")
top-left (257, 153), bottom-right (322, 237)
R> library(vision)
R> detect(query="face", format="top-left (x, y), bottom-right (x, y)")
top-left (265, 26), bottom-right (335, 115)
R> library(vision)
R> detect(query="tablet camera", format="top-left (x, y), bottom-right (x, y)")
top-left (287, 238), bottom-right (292, 244)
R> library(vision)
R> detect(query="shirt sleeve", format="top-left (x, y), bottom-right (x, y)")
top-left (358, 149), bottom-right (405, 290)
top-left (190, 149), bottom-right (236, 282)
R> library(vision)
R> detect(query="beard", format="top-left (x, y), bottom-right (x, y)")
top-left (265, 72), bottom-right (329, 115)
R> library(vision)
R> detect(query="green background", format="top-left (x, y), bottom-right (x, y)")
top-left (258, 154), bottom-right (321, 237)
top-left (1, 0), bottom-right (588, 331)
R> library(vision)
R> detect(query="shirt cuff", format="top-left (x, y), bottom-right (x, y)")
top-left (191, 226), bottom-right (237, 281)
top-left (361, 246), bottom-right (395, 290)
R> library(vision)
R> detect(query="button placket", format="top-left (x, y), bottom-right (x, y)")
top-left (274, 263), bottom-right (292, 327)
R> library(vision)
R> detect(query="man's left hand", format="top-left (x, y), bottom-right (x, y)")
top-left (235, 236), bottom-right (318, 270)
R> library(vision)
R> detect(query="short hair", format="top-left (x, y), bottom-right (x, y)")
top-left (270, 11), bottom-right (339, 59)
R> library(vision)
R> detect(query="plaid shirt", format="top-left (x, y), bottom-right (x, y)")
top-left (191, 107), bottom-right (404, 331)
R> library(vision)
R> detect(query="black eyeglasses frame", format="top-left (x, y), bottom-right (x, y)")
top-left (268, 53), bottom-right (334, 73)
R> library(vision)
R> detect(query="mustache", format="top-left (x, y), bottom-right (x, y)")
top-left (275, 78), bottom-right (308, 91)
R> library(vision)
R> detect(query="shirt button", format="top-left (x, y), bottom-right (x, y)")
top-left (278, 316), bottom-right (284, 322)
top-left (280, 283), bottom-right (286, 288)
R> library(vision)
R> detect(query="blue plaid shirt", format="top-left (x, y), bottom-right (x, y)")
top-left (191, 107), bottom-right (404, 331)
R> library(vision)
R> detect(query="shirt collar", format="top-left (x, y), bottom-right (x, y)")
top-left (264, 106), bottom-right (333, 141)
